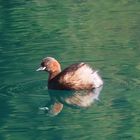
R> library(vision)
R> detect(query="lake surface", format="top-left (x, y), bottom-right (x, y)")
top-left (0, 0), bottom-right (140, 140)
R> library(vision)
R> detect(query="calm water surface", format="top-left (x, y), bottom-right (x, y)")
top-left (0, 0), bottom-right (140, 140)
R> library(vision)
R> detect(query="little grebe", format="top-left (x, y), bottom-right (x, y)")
top-left (37, 57), bottom-right (103, 90)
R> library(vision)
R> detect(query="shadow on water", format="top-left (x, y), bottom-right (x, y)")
top-left (40, 86), bottom-right (103, 116)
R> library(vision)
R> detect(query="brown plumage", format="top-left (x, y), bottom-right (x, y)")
top-left (37, 57), bottom-right (103, 90)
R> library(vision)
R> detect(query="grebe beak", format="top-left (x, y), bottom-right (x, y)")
top-left (36, 66), bottom-right (46, 71)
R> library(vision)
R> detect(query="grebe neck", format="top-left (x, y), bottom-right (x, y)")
top-left (48, 69), bottom-right (61, 81)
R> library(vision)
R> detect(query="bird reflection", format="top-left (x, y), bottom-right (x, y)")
top-left (40, 86), bottom-right (103, 116)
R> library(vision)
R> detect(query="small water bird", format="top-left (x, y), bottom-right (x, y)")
top-left (36, 57), bottom-right (103, 90)
top-left (37, 57), bottom-right (103, 116)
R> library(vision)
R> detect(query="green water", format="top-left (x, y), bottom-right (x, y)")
top-left (0, 0), bottom-right (140, 140)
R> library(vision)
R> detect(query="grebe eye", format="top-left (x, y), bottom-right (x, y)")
top-left (41, 62), bottom-right (45, 67)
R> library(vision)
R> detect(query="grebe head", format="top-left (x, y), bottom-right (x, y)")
top-left (36, 57), bottom-right (61, 74)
